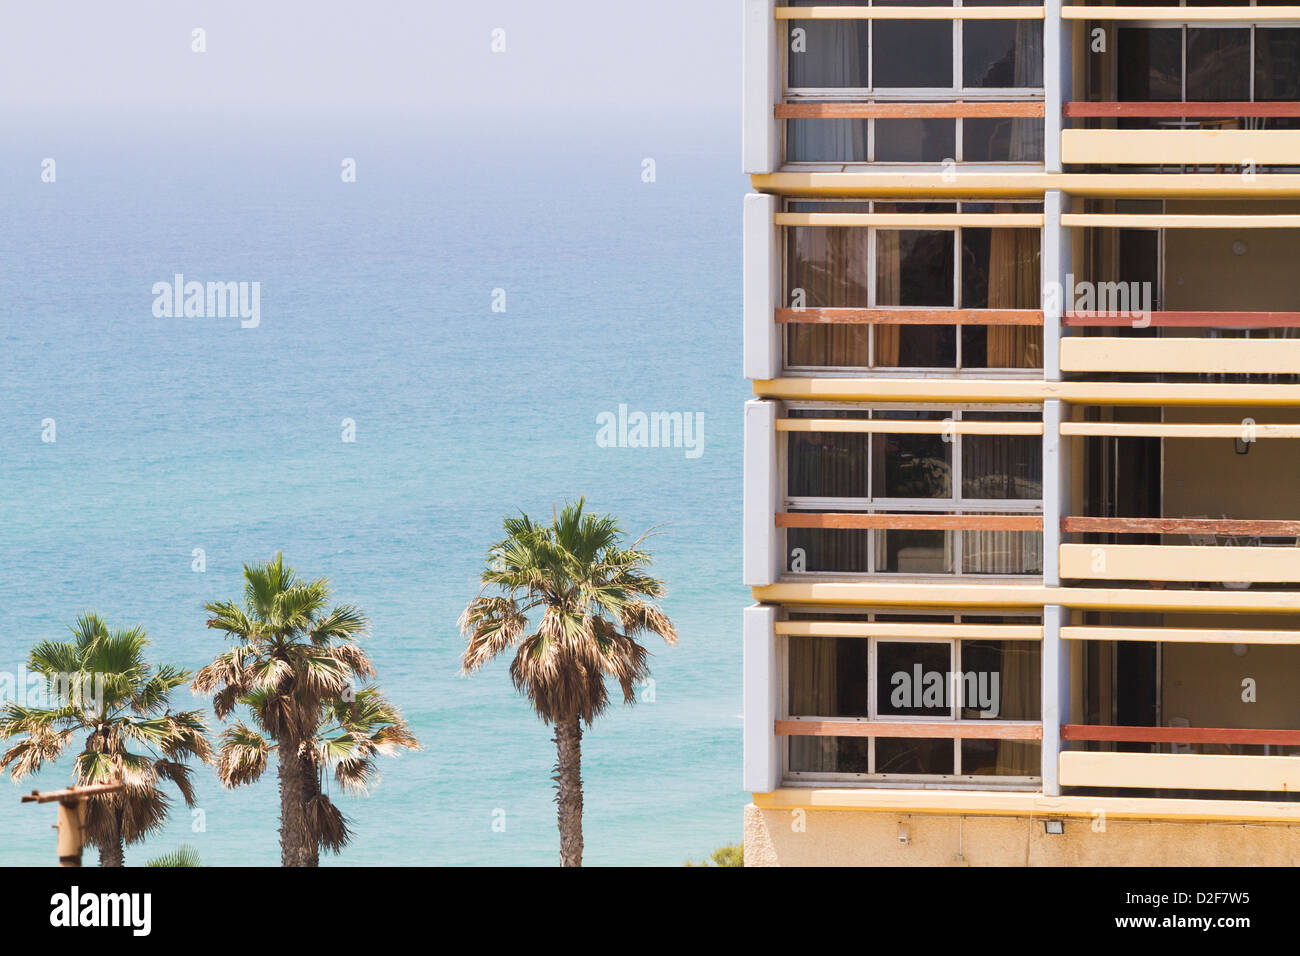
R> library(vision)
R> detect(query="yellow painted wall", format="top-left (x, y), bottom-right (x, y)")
top-left (1163, 404), bottom-right (1300, 520)
top-left (1162, 641), bottom-right (1300, 736)
top-left (1164, 200), bottom-right (1300, 314)
top-left (744, 804), bottom-right (1300, 866)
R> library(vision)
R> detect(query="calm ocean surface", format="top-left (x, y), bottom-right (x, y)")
top-left (0, 108), bottom-right (748, 865)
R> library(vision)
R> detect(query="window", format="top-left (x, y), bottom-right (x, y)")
top-left (873, 21), bottom-right (953, 88)
top-left (783, 201), bottom-right (1043, 370)
top-left (1256, 27), bottom-right (1300, 101)
top-left (783, 407), bottom-right (1044, 576)
top-left (783, 15), bottom-right (1045, 163)
top-left (784, 611), bottom-right (1042, 781)
top-left (1118, 26), bottom-right (1300, 107)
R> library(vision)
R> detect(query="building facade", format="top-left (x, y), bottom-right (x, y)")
top-left (741, 0), bottom-right (1300, 865)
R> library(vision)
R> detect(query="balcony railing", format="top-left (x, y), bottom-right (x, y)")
top-left (1062, 103), bottom-right (1300, 170)
top-left (1060, 516), bottom-right (1300, 585)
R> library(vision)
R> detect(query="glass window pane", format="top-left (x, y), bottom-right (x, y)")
top-left (872, 432), bottom-right (952, 498)
top-left (1256, 28), bottom-right (1300, 102)
top-left (963, 118), bottom-right (1045, 162)
top-left (787, 21), bottom-right (870, 87)
top-left (876, 325), bottom-right (956, 367)
top-left (876, 641), bottom-right (952, 716)
top-left (787, 324), bottom-right (871, 367)
top-left (874, 118), bottom-right (956, 163)
top-left (787, 431), bottom-right (871, 496)
top-left (786, 119), bottom-right (869, 162)
top-left (875, 230), bottom-right (954, 306)
top-left (963, 21), bottom-right (1044, 88)
top-left (961, 227), bottom-right (1041, 308)
top-left (959, 641), bottom-right (1042, 719)
top-left (786, 528), bottom-right (872, 572)
top-left (789, 736), bottom-right (871, 773)
top-left (787, 226), bottom-right (870, 308)
top-left (876, 737), bottom-right (955, 774)
top-left (788, 637), bottom-right (870, 717)
top-left (873, 21), bottom-right (954, 87)
top-left (785, 225), bottom-right (871, 364)
top-left (963, 435), bottom-right (1043, 499)
top-left (960, 739), bottom-right (1040, 776)
top-left (1117, 28), bottom-right (1181, 101)
top-left (1187, 28), bottom-right (1250, 101)
top-left (961, 529), bottom-right (1043, 574)
top-left (876, 528), bottom-right (952, 573)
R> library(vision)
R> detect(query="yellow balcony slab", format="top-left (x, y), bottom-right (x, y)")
top-left (1060, 336), bottom-right (1300, 374)
top-left (1062, 5), bottom-right (1300, 20)
top-left (1062, 129), bottom-right (1300, 166)
top-left (1062, 625), bottom-right (1300, 645)
top-left (754, 785), bottom-right (1300, 821)
top-left (1060, 543), bottom-right (1300, 583)
top-left (1060, 751), bottom-right (1300, 793)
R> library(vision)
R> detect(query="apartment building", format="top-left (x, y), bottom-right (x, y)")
top-left (741, 0), bottom-right (1300, 865)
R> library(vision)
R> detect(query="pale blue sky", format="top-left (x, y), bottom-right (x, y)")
top-left (0, 0), bottom-right (739, 112)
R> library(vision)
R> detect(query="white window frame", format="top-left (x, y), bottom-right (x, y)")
top-left (780, 402), bottom-right (1045, 578)
top-left (781, 199), bottom-right (1045, 376)
top-left (780, 6), bottom-right (1047, 165)
top-left (1114, 22), bottom-right (1300, 106)
top-left (779, 608), bottom-right (1043, 788)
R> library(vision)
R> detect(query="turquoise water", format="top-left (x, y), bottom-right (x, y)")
top-left (0, 108), bottom-right (748, 865)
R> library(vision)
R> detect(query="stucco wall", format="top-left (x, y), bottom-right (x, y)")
top-left (744, 803), bottom-right (1300, 866)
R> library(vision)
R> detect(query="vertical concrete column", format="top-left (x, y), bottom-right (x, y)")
top-left (1043, 0), bottom-right (1071, 173)
top-left (1042, 604), bottom-right (1070, 795)
top-left (743, 0), bottom-right (779, 174)
top-left (744, 604), bottom-right (780, 793)
top-left (744, 399), bottom-right (781, 587)
top-left (1042, 189), bottom-right (1067, 382)
top-left (1043, 398), bottom-right (1065, 586)
top-left (1042, 399), bottom-right (1071, 795)
top-left (744, 193), bottom-right (781, 381)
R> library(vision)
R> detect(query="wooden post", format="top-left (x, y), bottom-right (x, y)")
top-left (22, 782), bottom-right (124, 867)
top-left (55, 799), bottom-right (84, 866)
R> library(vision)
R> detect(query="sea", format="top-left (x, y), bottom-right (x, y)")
top-left (0, 105), bottom-right (749, 866)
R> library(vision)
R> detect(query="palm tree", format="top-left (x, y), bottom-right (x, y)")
top-left (459, 499), bottom-right (677, 867)
top-left (147, 844), bottom-right (201, 867)
top-left (192, 554), bottom-right (418, 867)
top-left (0, 613), bottom-right (212, 867)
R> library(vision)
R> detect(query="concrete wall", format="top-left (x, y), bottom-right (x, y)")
top-left (1162, 641), bottom-right (1300, 735)
top-left (744, 804), bottom-right (1300, 866)
top-left (1164, 200), bottom-right (1300, 314)
top-left (1163, 405), bottom-right (1300, 521)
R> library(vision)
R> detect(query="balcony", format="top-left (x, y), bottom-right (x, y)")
top-left (1065, 14), bottom-right (1300, 172)
top-left (1058, 201), bottom-right (1300, 381)
top-left (1060, 516), bottom-right (1300, 586)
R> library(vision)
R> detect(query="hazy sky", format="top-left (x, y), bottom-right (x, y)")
top-left (0, 0), bottom-right (739, 112)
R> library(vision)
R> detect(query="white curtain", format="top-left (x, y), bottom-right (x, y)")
top-left (1010, 22), bottom-right (1045, 161)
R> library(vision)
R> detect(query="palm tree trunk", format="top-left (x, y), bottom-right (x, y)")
top-left (553, 715), bottom-right (584, 867)
top-left (299, 754), bottom-right (321, 868)
top-left (98, 811), bottom-right (124, 867)
top-left (278, 739), bottom-right (317, 867)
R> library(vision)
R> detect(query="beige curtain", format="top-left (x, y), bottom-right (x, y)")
top-left (787, 226), bottom-right (871, 367)
top-left (987, 223), bottom-right (1043, 368)
top-left (1010, 21), bottom-right (1045, 161)
top-left (992, 641), bottom-right (1041, 775)
top-left (963, 528), bottom-right (1043, 575)
top-left (875, 230), bottom-right (901, 366)
top-left (961, 433), bottom-right (1043, 576)
top-left (788, 638), bottom-right (839, 771)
